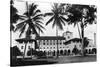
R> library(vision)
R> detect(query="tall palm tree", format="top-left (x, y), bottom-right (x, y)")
top-left (44, 3), bottom-right (68, 58)
top-left (15, 2), bottom-right (45, 58)
top-left (66, 4), bottom-right (97, 56)
top-left (44, 3), bottom-right (68, 36)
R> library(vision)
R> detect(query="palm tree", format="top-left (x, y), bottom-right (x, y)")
top-left (66, 4), bottom-right (97, 56)
top-left (44, 3), bottom-right (68, 58)
top-left (15, 2), bottom-right (45, 58)
top-left (44, 3), bottom-right (68, 36)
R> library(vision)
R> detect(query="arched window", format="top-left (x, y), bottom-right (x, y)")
top-left (64, 50), bottom-right (67, 55)
top-left (68, 50), bottom-right (70, 55)
top-left (89, 49), bottom-right (91, 54)
top-left (60, 50), bottom-right (63, 55)
top-left (53, 50), bottom-right (56, 56)
top-left (92, 48), bottom-right (96, 54)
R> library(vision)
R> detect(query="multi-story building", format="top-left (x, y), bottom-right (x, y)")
top-left (15, 31), bottom-right (96, 57)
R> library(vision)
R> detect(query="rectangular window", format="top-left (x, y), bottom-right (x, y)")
top-left (43, 40), bottom-right (45, 45)
top-left (50, 40), bottom-right (52, 45)
top-left (28, 46), bottom-right (30, 49)
top-left (47, 40), bottom-right (48, 45)
top-left (21, 46), bottom-right (24, 49)
top-left (60, 40), bottom-right (62, 45)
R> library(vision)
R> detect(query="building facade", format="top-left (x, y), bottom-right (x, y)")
top-left (16, 31), bottom-right (96, 57)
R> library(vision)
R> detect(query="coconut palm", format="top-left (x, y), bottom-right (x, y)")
top-left (15, 2), bottom-right (45, 37)
top-left (15, 2), bottom-right (45, 58)
top-left (44, 3), bottom-right (68, 36)
top-left (44, 3), bottom-right (68, 58)
top-left (66, 4), bottom-right (97, 56)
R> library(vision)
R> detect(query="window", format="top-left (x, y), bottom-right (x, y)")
top-left (50, 47), bottom-right (52, 49)
top-left (21, 46), bottom-right (24, 49)
top-left (28, 46), bottom-right (30, 49)
top-left (43, 47), bottom-right (45, 49)
top-left (45, 40), bottom-right (47, 45)
top-left (43, 40), bottom-right (45, 45)
top-left (50, 40), bottom-right (52, 45)
top-left (53, 40), bottom-right (55, 45)
top-left (68, 36), bottom-right (70, 39)
top-left (47, 40), bottom-right (49, 45)
top-left (56, 40), bottom-right (59, 44)
top-left (60, 40), bottom-right (62, 45)
top-left (47, 47), bottom-right (49, 49)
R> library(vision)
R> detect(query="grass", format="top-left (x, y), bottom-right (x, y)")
top-left (10, 55), bottom-right (96, 66)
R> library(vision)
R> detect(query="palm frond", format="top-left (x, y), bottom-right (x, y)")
top-left (57, 18), bottom-right (63, 30)
top-left (32, 16), bottom-right (43, 21)
top-left (32, 9), bottom-right (41, 16)
top-left (52, 19), bottom-right (56, 28)
top-left (29, 23), bottom-right (39, 36)
top-left (15, 22), bottom-right (25, 32)
top-left (46, 16), bottom-right (54, 25)
top-left (19, 24), bottom-right (26, 37)
top-left (60, 16), bottom-right (69, 22)
top-left (35, 21), bottom-right (44, 24)
top-left (35, 23), bottom-right (45, 30)
top-left (59, 17), bottom-right (66, 26)
top-left (32, 14), bottom-right (43, 21)
top-left (44, 13), bottom-right (53, 17)
top-left (35, 25), bottom-right (44, 33)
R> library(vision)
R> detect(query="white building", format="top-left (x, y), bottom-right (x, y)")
top-left (15, 31), bottom-right (96, 56)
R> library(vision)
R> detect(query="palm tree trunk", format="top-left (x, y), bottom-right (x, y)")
top-left (56, 25), bottom-right (59, 58)
top-left (38, 30), bottom-right (40, 51)
top-left (81, 26), bottom-right (84, 56)
top-left (81, 18), bottom-right (85, 56)
top-left (56, 25), bottom-right (58, 36)
top-left (31, 43), bottom-right (32, 58)
top-left (77, 23), bottom-right (82, 39)
top-left (23, 43), bottom-right (27, 59)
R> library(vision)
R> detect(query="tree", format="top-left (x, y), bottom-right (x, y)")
top-left (15, 2), bottom-right (45, 37)
top-left (44, 3), bottom-right (68, 58)
top-left (66, 4), bottom-right (97, 56)
top-left (44, 3), bottom-right (68, 36)
top-left (15, 2), bottom-right (45, 58)
top-left (72, 45), bottom-right (79, 55)
top-left (11, 46), bottom-right (22, 58)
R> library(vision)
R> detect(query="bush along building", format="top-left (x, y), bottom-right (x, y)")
top-left (15, 31), bottom-right (96, 58)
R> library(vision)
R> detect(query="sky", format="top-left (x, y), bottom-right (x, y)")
top-left (11, 0), bottom-right (97, 46)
